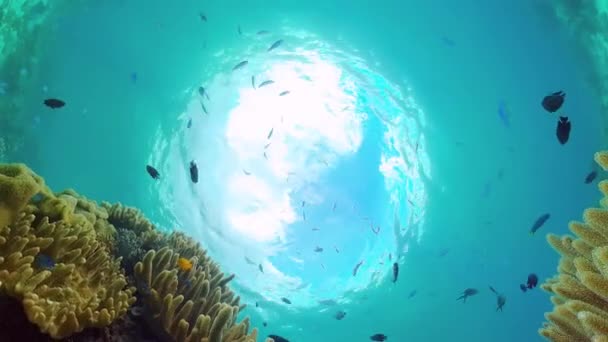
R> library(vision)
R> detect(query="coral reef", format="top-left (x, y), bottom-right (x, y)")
top-left (133, 247), bottom-right (257, 342)
top-left (539, 150), bottom-right (608, 341)
top-left (0, 163), bottom-right (260, 341)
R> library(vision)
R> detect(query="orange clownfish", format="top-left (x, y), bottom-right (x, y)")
top-left (177, 257), bottom-right (193, 272)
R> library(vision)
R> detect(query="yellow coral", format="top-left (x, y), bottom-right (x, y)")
top-left (540, 151), bottom-right (608, 340)
top-left (0, 164), bottom-right (135, 339)
top-left (134, 247), bottom-right (257, 342)
top-left (0, 163), bottom-right (48, 228)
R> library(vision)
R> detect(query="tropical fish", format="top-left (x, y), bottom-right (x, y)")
top-left (353, 260), bottom-right (363, 276)
top-left (258, 264), bottom-right (264, 273)
top-left (497, 101), bottom-right (510, 127)
top-left (520, 273), bottom-right (538, 292)
top-left (263, 152), bottom-right (268, 159)
top-left (267, 335), bottom-right (289, 342)
top-left (244, 257), bottom-right (256, 265)
top-left (556, 116), bottom-right (571, 145)
top-left (199, 12), bottom-right (207, 22)
top-left (585, 170), bottom-right (598, 184)
top-left (542, 91), bottom-right (565, 113)
top-left (335, 310), bottom-right (346, 320)
top-left (233, 60), bottom-right (248, 71)
top-left (187, 118), bottom-right (192, 128)
top-left (334, 246), bottom-right (339, 253)
top-left (332, 202), bottom-right (337, 212)
top-left (258, 80), bottom-right (274, 88)
top-left (268, 39), bottom-right (283, 52)
top-left (238, 25), bottom-right (242, 35)
top-left (130, 72), bottom-right (137, 83)
top-left (251, 75), bottom-right (256, 88)
top-left (370, 333), bottom-right (388, 341)
top-left (456, 288), bottom-right (478, 303)
top-left (279, 90), bottom-right (290, 96)
top-left (34, 253), bottom-right (56, 270)
top-left (301, 201), bottom-right (305, 207)
top-left (263, 322), bottom-right (267, 327)
top-left (530, 213), bottom-right (550, 235)
top-left (243, 169), bottom-right (251, 175)
top-left (43, 98), bottom-right (65, 109)
top-left (302, 211), bottom-right (306, 221)
top-left (264, 142), bottom-right (271, 149)
top-left (177, 257), bottom-right (193, 271)
top-left (314, 246), bottom-right (323, 253)
top-left (407, 290), bottom-right (417, 299)
top-left (189, 161), bottom-right (199, 183)
top-left (392, 262), bottom-right (399, 283)
top-left (489, 286), bottom-right (506, 312)
top-left (146, 165), bottom-right (160, 180)
top-left (257, 30), bottom-right (270, 35)
top-left (318, 299), bottom-right (337, 306)
top-left (201, 101), bottom-right (208, 114)
top-left (198, 86), bottom-right (210, 100)
top-left (281, 297), bottom-right (291, 304)
top-left (267, 128), bottom-right (274, 139)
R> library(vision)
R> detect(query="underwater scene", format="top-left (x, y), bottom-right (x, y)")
top-left (3, 0), bottom-right (608, 341)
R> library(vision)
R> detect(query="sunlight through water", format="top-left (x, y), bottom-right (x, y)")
top-left (152, 27), bottom-right (431, 312)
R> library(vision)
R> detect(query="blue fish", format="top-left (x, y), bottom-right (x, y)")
top-left (130, 72), bottom-right (137, 83)
top-left (497, 101), bottom-right (510, 127)
top-left (34, 254), bottom-right (55, 270)
top-left (530, 213), bottom-right (550, 235)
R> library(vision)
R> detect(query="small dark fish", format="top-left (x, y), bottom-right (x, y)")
top-left (314, 246), bottom-right (323, 253)
top-left (130, 72), bottom-right (137, 83)
top-left (497, 101), bottom-right (510, 127)
top-left (267, 128), bottom-right (274, 139)
top-left (335, 310), bottom-right (346, 320)
top-left (187, 118), bottom-right (192, 128)
top-left (556, 116), bottom-right (571, 145)
top-left (438, 248), bottom-right (450, 257)
top-left (263, 322), bottom-right (267, 327)
top-left (334, 246), bottom-right (339, 253)
top-left (189, 161), bottom-right (198, 183)
top-left (251, 76), bottom-right (256, 89)
top-left (200, 101), bottom-right (208, 114)
top-left (441, 36), bottom-right (455, 47)
top-left (332, 202), bottom-right (337, 212)
top-left (353, 260), bottom-right (363, 276)
top-left (388, 253), bottom-right (392, 261)
top-left (257, 30), bottom-right (270, 35)
top-left (542, 91), bottom-right (566, 113)
top-left (392, 262), bottom-right (399, 283)
top-left (258, 264), bottom-right (264, 273)
top-left (198, 86), bottom-right (210, 100)
top-left (318, 299), bottom-right (337, 306)
top-left (268, 335), bottom-right (288, 342)
top-left (527, 273), bottom-right (538, 289)
top-left (258, 80), bottom-right (274, 88)
top-left (243, 169), bottom-right (251, 175)
top-left (456, 288), bottom-right (478, 303)
top-left (146, 165), bottom-right (160, 180)
top-left (301, 201), bottom-right (305, 207)
top-left (43, 98), bottom-right (65, 109)
top-left (279, 91), bottom-right (290, 96)
top-left (370, 333), bottom-right (387, 341)
top-left (519, 284), bottom-right (527, 292)
top-left (264, 142), bottom-right (271, 149)
top-left (496, 294), bottom-right (506, 312)
top-left (263, 152), bottom-right (268, 160)
top-left (233, 60), bottom-right (248, 71)
top-left (268, 39), bottom-right (283, 52)
top-left (34, 253), bottom-right (55, 270)
top-left (245, 257), bottom-right (256, 265)
top-left (302, 211), bottom-right (306, 220)
top-left (407, 290), bottom-right (417, 299)
top-left (311, 227), bottom-right (319, 231)
top-left (585, 170), bottom-right (598, 184)
top-left (530, 213), bottom-right (550, 235)
top-left (238, 25), bottom-right (242, 35)
top-left (281, 297), bottom-right (291, 304)
top-left (255, 301), bottom-right (259, 307)
top-left (199, 12), bottom-right (207, 22)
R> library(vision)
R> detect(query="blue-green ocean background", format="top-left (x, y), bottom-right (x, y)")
top-left (3, 0), bottom-right (606, 341)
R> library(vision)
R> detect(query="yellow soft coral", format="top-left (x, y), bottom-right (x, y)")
top-left (134, 247), bottom-right (257, 342)
top-left (540, 151), bottom-right (608, 341)
top-left (0, 163), bottom-right (48, 228)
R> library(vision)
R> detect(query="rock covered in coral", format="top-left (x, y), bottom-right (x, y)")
top-left (134, 247), bottom-right (258, 342)
top-left (540, 151), bottom-right (608, 341)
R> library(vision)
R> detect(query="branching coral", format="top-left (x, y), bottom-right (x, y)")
top-left (0, 163), bottom-right (135, 339)
top-left (134, 247), bottom-right (257, 342)
top-left (540, 151), bottom-right (608, 341)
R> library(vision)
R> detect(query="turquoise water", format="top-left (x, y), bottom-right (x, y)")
top-left (4, 0), bottom-right (606, 341)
